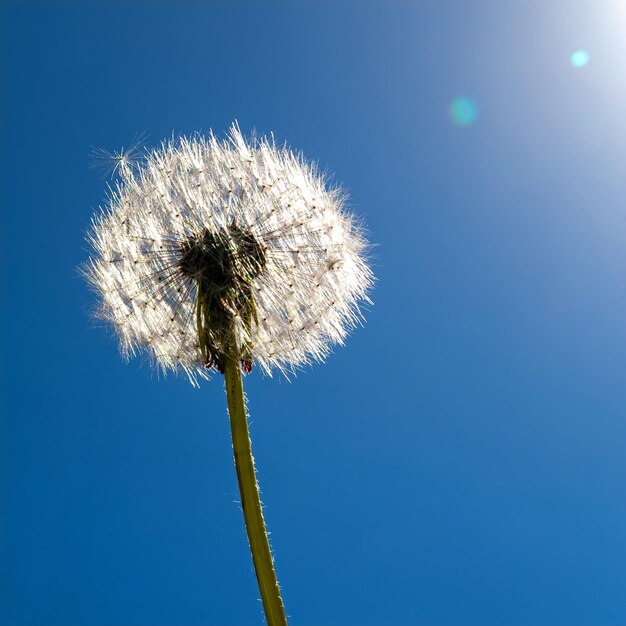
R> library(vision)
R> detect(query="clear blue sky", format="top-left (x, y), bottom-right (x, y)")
top-left (3, 2), bottom-right (626, 625)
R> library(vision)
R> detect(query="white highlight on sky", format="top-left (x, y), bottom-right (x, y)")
top-left (571, 50), bottom-right (590, 67)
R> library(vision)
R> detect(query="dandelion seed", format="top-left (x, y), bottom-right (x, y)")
top-left (89, 131), bottom-right (149, 178)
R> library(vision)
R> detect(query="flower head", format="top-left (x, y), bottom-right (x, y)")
top-left (84, 124), bottom-right (372, 385)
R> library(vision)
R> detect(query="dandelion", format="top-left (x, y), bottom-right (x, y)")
top-left (83, 123), bottom-right (372, 625)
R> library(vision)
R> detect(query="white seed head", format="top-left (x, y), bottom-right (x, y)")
top-left (84, 123), bottom-right (372, 385)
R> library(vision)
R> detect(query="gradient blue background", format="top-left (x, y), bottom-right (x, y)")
top-left (3, 2), bottom-right (626, 625)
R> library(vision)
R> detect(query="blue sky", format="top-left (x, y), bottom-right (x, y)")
top-left (3, 2), bottom-right (626, 625)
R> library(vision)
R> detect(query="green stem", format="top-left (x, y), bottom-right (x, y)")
top-left (224, 353), bottom-right (288, 626)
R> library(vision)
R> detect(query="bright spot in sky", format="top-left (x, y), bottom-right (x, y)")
top-left (449, 97), bottom-right (478, 126)
top-left (571, 49), bottom-right (590, 67)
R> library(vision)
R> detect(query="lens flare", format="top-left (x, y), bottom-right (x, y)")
top-left (449, 97), bottom-right (478, 126)
top-left (570, 50), bottom-right (590, 67)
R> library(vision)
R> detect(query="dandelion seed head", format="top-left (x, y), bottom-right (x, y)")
top-left (84, 123), bottom-right (372, 385)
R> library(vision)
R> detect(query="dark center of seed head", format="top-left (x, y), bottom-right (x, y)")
top-left (178, 225), bottom-right (266, 291)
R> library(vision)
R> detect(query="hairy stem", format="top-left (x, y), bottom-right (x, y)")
top-left (224, 352), bottom-right (288, 626)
